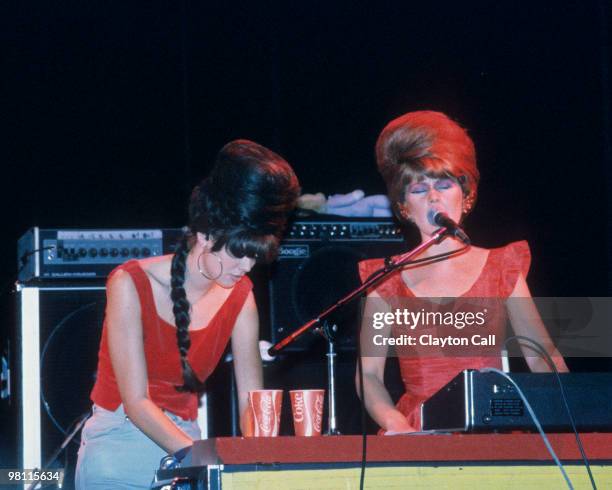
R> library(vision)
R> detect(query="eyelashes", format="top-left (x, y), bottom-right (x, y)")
top-left (408, 178), bottom-right (456, 194)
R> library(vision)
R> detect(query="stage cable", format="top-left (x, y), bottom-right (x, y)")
top-left (357, 337), bottom-right (367, 490)
top-left (480, 368), bottom-right (574, 489)
top-left (503, 335), bottom-right (597, 490)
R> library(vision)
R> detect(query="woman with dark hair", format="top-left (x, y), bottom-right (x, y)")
top-left (356, 111), bottom-right (567, 434)
top-left (76, 139), bottom-right (300, 488)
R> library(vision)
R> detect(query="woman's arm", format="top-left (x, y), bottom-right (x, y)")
top-left (507, 273), bottom-right (569, 372)
top-left (106, 270), bottom-right (194, 453)
top-left (231, 291), bottom-right (263, 436)
top-left (356, 291), bottom-right (415, 432)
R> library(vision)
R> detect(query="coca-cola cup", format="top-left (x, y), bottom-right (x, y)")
top-left (248, 390), bottom-right (283, 437)
top-left (290, 389), bottom-right (325, 436)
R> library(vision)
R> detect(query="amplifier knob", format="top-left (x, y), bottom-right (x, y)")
top-left (88, 248), bottom-right (98, 258)
top-left (121, 248), bottom-right (130, 257)
top-left (131, 247), bottom-right (140, 257)
top-left (110, 248), bottom-right (119, 257)
top-left (100, 248), bottom-right (109, 257)
top-left (78, 248), bottom-right (87, 257)
top-left (142, 248), bottom-right (151, 257)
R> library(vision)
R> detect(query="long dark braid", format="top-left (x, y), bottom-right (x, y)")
top-left (171, 139), bottom-right (300, 393)
top-left (170, 234), bottom-right (207, 392)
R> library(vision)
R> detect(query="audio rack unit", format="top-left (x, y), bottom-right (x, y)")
top-left (17, 228), bottom-right (184, 282)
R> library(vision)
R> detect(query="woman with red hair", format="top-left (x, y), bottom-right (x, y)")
top-left (356, 111), bottom-right (567, 433)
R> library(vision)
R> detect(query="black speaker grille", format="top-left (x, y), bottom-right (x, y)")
top-left (269, 239), bottom-right (406, 352)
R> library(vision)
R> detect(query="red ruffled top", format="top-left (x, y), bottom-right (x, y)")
top-left (358, 241), bottom-right (531, 432)
top-left (91, 260), bottom-right (252, 420)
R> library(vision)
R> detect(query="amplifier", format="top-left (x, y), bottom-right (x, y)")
top-left (17, 227), bottom-right (185, 282)
top-left (421, 370), bottom-right (612, 432)
top-left (268, 217), bottom-right (406, 352)
top-left (284, 218), bottom-right (401, 241)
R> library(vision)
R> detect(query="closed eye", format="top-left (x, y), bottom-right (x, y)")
top-left (434, 179), bottom-right (455, 190)
top-left (409, 184), bottom-right (428, 194)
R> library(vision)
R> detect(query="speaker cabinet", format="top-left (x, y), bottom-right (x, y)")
top-left (268, 237), bottom-right (407, 352)
top-left (17, 285), bottom-right (106, 486)
top-left (16, 285), bottom-right (211, 489)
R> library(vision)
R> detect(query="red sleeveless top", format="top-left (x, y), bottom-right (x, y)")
top-left (359, 241), bottom-right (531, 432)
top-left (91, 259), bottom-right (253, 420)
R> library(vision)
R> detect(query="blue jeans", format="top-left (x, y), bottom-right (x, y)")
top-left (75, 404), bottom-right (201, 489)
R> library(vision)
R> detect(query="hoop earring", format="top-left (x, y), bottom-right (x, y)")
top-left (197, 251), bottom-right (223, 280)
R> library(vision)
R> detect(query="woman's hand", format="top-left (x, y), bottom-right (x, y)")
top-left (384, 410), bottom-right (415, 433)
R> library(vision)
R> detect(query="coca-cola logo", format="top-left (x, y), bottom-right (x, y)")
top-left (293, 392), bottom-right (305, 422)
top-left (258, 395), bottom-right (274, 433)
top-left (314, 394), bottom-right (324, 433)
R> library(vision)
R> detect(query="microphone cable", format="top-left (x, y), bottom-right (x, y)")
top-left (479, 367), bottom-right (575, 489)
top-left (503, 335), bottom-right (597, 490)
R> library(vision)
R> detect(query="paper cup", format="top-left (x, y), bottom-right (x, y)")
top-left (290, 389), bottom-right (325, 436)
top-left (248, 389), bottom-right (283, 437)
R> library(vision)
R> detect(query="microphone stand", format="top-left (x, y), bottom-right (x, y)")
top-left (320, 320), bottom-right (340, 434)
top-left (268, 227), bottom-right (452, 434)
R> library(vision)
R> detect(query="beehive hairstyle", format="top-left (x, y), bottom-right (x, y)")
top-left (375, 111), bottom-right (479, 223)
top-left (171, 139), bottom-right (300, 392)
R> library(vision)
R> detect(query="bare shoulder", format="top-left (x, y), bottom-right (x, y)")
top-left (105, 269), bottom-right (142, 333)
top-left (135, 255), bottom-right (173, 288)
top-left (107, 267), bottom-right (138, 297)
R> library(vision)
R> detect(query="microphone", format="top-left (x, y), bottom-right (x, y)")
top-left (427, 209), bottom-right (471, 245)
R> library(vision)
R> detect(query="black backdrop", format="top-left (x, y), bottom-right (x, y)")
top-left (2, 0), bottom-right (611, 466)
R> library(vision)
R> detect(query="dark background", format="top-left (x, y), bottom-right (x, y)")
top-left (1, 0), bottom-right (611, 471)
top-left (2, 1), bottom-right (611, 296)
